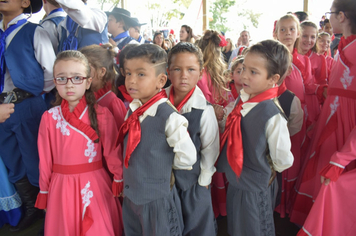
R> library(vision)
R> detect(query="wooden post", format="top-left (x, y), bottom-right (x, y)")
top-left (203, 0), bottom-right (208, 32)
top-left (121, 0), bottom-right (126, 9)
top-left (303, 0), bottom-right (308, 13)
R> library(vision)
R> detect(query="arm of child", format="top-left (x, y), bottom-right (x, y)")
top-left (0, 104), bottom-right (14, 123)
top-left (288, 96), bottom-right (304, 137)
top-left (34, 27), bottom-right (56, 93)
top-left (99, 108), bottom-right (124, 196)
top-left (198, 105), bottom-right (219, 187)
top-left (265, 113), bottom-right (294, 173)
top-left (320, 126), bottom-right (356, 185)
top-left (35, 112), bottom-right (53, 209)
top-left (166, 112), bottom-right (197, 170)
top-left (303, 57), bottom-right (328, 100)
top-left (217, 101), bottom-right (235, 133)
top-left (56, 0), bottom-right (107, 33)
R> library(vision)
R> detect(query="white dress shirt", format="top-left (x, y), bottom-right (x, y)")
top-left (166, 86), bottom-right (219, 186)
top-left (127, 97), bottom-right (197, 170)
top-left (221, 89), bottom-right (294, 173)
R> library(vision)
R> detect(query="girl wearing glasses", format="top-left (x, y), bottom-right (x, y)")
top-left (35, 51), bottom-right (123, 236)
top-left (294, 0), bottom-right (356, 235)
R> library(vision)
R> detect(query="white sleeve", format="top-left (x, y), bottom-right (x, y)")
top-left (34, 26), bottom-right (56, 93)
top-left (228, 48), bottom-right (238, 67)
top-left (165, 112), bottom-right (197, 170)
top-left (56, 0), bottom-right (107, 32)
top-left (198, 105), bottom-right (219, 186)
top-left (41, 20), bottom-right (60, 54)
top-left (288, 96), bottom-right (304, 136)
top-left (265, 113), bottom-right (294, 172)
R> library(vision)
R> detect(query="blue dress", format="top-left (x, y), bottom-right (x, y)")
top-left (0, 156), bottom-right (22, 227)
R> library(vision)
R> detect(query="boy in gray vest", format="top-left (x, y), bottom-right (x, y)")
top-left (117, 44), bottom-right (197, 236)
top-left (166, 42), bottom-right (219, 236)
top-left (217, 40), bottom-right (294, 236)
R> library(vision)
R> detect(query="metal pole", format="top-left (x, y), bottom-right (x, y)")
top-left (203, 0), bottom-right (208, 32)
top-left (303, 0), bottom-right (308, 13)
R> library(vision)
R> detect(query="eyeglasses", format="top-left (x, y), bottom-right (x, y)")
top-left (325, 11), bottom-right (338, 18)
top-left (54, 76), bottom-right (88, 85)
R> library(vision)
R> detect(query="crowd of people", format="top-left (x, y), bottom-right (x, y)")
top-left (0, 0), bottom-right (355, 235)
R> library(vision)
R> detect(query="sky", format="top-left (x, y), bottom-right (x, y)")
top-left (28, 0), bottom-right (334, 43)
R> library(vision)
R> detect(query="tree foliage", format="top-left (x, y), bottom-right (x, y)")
top-left (209, 0), bottom-right (236, 33)
top-left (96, 0), bottom-right (120, 10)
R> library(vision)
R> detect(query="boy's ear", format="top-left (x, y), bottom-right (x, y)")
top-left (199, 69), bottom-right (203, 81)
top-left (269, 74), bottom-right (280, 86)
top-left (22, 0), bottom-right (31, 10)
top-left (157, 73), bottom-right (167, 89)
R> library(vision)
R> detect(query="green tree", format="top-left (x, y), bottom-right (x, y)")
top-left (209, 0), bottom-right (236, 33)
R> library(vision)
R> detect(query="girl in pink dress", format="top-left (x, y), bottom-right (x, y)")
top-left (317, 32), bottom-right (334, 78)
top-left (298, 21), bottom-right (328, 125)
top-left (196, 30), bottom-right (229, 217)
top-left (290, 0), bottom-right (356, 226)
top-left (35, 51), bottom-right (123, 236)
top-left (80, 44), bottom-right (127, 130)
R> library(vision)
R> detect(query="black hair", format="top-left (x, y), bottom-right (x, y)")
top-left (245, 39), bottom-right (292, 84)
top-left (294, 11), bottom-right (309, 22)
top-left (167, 42), bottom-right (203, 70)
top-left (124, 44), bottom-right (167, 76)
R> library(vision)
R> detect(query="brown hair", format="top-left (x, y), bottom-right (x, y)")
top-left (276, 14), bottom-right (301, 49)
top-left (167, 42), bottom-right (203, 71)
top-left (197, 30), bottom-right (228, 100)
top-left (245, 39), bottom-right (292, 84)
top-left (181, 25), bottom-right (193, 43)
top-left (230, 56), bottom-right (244, 73)
top-left (300, 21), bottom-right (318, 53)
top-left (53, 50), bottom-right (100, 140)
top-left (332, 0), bottom-right (356, 34)
top-left (80, 44), bottom-right (117, 91)
top-left (153, 32), bottom-right (168, 51)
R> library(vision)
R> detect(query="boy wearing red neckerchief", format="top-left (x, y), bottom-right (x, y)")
top-left (117, 44), bottom-right (197, 236)
top-left (216, 40), bottom-right (294, 236)
top-left (166, 42), bottom-right (219, 235)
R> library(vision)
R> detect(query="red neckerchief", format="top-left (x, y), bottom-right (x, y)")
top-left (278, 81), bottom-right (287, 96)
top-left (292, 48), bottom-right (309, 82)
top-left (118, 85), bottom-right (133, 102)
top-left (338, 35), bottom-right (356, 68)
top-left (305, 50), bottom-right (312, 57)
top-left (168, 86), bottom-right (195, 112)
top-left (117, 90), bottom-right (167, 168)
top-left (61, 97), bottom-right (99, 142)
top-left (230, 82), bottom-right (239, 99)
top-left (220, 86), bottom-right (279, 177)
top-left (94, 82), bottom-right (112, 100)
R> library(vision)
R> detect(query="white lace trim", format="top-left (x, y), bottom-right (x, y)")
top-left (340, 68), bottom-right (354, 89)
top-left (49, 107), bottom-right (70, 136)
top-left (326, 96), bottom-right (339, 124)
top-left (81, 181), bottom-right (93, 220)
top-left (85, 140), bottom-right (97, 163)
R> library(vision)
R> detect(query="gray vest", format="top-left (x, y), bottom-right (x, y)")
top-left (174, 107), bottom-right (204, 191)
top-left (217, 99), bottom-right (283, 192)
top-left (123, 102), bottom-right (176, 205)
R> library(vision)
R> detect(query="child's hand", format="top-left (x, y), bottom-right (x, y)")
top-left (0, 103), bottom-right (15, 123)
top-left (320, 176), bottom-right (331, 185)
top-left (213, 104), bottom-right (224, 121)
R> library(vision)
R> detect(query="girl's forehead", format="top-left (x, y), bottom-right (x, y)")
top-left (280, 18), bottom-right (298, 27)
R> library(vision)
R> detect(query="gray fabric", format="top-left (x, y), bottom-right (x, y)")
top-left (174, 108), bottom-right (204, 191)
top-left (216, 99), bottom-right (282, 236)
top-left (123, 102), bottom-right (176, 205)
top-left (177, 184), bottom-right (217, 236)
top-left (123, 185), bottom-right (184, 236)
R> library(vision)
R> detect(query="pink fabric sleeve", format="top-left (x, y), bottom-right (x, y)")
top-left (197, 71), bottom-right (214, 104)
top-left (98, 107), bottom-right (123, 182)
top-left (303, 57), bottom-right (319, 95)
top-left (35, 112), bottom-right (53, 209)
top-left (319, 127), bottom-right (356, 181)
top-left (108, 97), bottom-right (126, 130)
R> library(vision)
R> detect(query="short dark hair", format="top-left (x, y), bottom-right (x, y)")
top-left (125, 44), bottom-right (167, 75)
top-left (167, 42), bottom-right (203, 70)
top-left (245, 39), bottom-right (292, 84)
